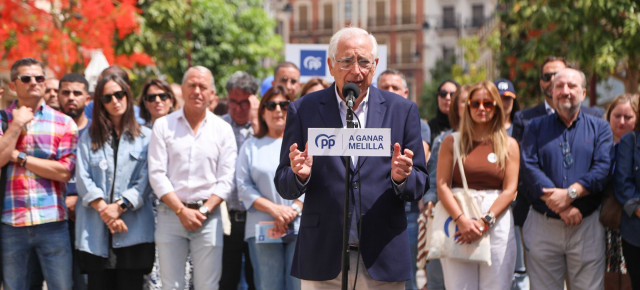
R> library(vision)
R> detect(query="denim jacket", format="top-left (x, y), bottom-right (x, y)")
top-left (75, 127), bottom-right (154, 257)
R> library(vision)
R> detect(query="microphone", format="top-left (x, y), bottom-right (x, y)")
top-left (342, 83), bottom-right (360, 109)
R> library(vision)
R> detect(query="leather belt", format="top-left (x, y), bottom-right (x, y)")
top-left (183, 200), bottom-right (206, 209)
top-left (348, 244), bottom-right (359, 251)
top-left (229, 210), bottom-right (246, 222)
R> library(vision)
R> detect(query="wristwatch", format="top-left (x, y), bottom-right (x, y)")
top-left (199, 205), bottom-right (209, 216)
top-left (481, 211), bottom-right (496, 229)
top-left (17, 152), bottom-right (27, 167)
top-left (568, 187), bottom-right (578, 199)
top-left (291, 203), bottom-right (302, 216)
top-left (115, 198), bottom-right (128, 212)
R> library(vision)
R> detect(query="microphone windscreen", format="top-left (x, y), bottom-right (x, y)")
top-left (342, 82), bottom-right (360, 98)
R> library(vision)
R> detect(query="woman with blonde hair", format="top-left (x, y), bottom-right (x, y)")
top-left (436, 81), bottom-right (519, 289)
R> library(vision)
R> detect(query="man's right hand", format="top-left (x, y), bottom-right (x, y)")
top-left (11, 106), bottom-right (34, 128)
top-left (559, 206), bottom-right (582, 226)
top-left (178, 207), bottom-right (208, 231)
top-left (289, 142), bottom-right (312, 182)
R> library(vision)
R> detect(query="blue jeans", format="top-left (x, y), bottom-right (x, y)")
top-left (406, 211), bottom-right (419, 290)
top-left (247, 237), bottom-right (300, 290)
top-left (2, 221), bottom-right (72, 290)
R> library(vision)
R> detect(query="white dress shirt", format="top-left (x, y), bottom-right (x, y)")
top-left (148, 108), bottom-right (237, 203)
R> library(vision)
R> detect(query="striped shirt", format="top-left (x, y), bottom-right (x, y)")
top-left (1, 101), bottom-right (78, 226)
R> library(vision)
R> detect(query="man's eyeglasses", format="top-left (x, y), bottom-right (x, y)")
top-left (468, 100), bottom-right (496, 111)
top-left (229, 99), bottom-right (250, 108)
top-left (61, 90), bottom-right (84, 97)
top-left (561, 142), bottom-right (574, 168)
top-left (101, 91), bottom-right (127, 104)
top-left (439, 90), bottom-right (455, 98)
top-left (335, 58), bottom-right (375, 71)
top-left (540, 72), bottom-right (557, 82)
top-left (144, 93), bottom-right (171, 102)
top-left (264, 101), bottom-right (290, 111)
top-left (279, 77), bottom-right (298, 85)
top-left (17, 75), bottom-right (45, 84)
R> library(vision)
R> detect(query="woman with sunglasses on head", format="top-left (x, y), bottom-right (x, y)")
top-left (75, 74), bottom-right (154, 290)
top-left (428, 80), bottom-right (460, 144)
top-left (138, 79), bottom-right (176, 127)
top-left (236, 86), bottom-right (301, 290)
top-left (436, 81), bottom-right (519, 289)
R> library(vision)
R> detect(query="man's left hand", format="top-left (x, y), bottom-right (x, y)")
top-left (542, 187), bottom-right (572, 213)
top-left (559, 206), bottom-right (583, 226)
top-left (391, 143), bottom-right (413, 183)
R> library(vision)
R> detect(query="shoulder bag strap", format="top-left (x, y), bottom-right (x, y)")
top-left (452, 132), bottom-right (470, 192)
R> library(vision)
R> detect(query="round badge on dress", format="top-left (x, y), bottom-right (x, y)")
top-left (99, 159), bottom-right (108, 170)
top-left (487, 153), bottom-right (497, 163)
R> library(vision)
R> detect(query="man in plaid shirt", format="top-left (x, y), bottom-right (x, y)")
top-left (1, 58), bottom-right (78, 290)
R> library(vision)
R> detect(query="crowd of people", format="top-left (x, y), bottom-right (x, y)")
top-left (0, 25), bottom-right (638, 290)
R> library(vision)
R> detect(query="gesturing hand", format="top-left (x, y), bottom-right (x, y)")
top-left (289, 142), bottom-right (313, 182)
top-left (391, 143), bottom-right (413, 183)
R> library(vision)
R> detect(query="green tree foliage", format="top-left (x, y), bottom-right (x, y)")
top-left (121, 0), bottom-right (283, 95)
top-left (499, 0), bottom-right (640, 108)
top-left (451, 36), bottom-right (490, 85)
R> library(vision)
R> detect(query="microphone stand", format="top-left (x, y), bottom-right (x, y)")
top-left (341, 95), bottom-right (355, 290)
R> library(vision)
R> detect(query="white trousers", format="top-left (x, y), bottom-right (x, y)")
top-left (155, 203), bottom-right (223, 290)
top-left (441, 190), bottom-right (516, 290)
top-left (523, 208), bottom-right (604, 290)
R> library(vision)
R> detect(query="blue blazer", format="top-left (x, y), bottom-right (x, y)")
top-left (614, 131), bottom-right (640, 247)
top-left (275, 84), bottom-right (428, 282)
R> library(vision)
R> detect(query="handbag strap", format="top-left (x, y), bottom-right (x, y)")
top-left (451, 132), bottom-right (469, 192)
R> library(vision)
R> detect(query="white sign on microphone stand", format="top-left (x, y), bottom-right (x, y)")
top-left (308, 128), bottom-right (391, 157)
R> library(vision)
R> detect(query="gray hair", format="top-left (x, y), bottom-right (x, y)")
top-left (10, 58), bottom-right (44, 81)
top-left (226, 71), bottom-right (259, 95)
top-left (182, 66), bottom-right (215, 92)
top-left (377, 69), bottom-right (407, 89)
top-left (328, 27), bottom-right (378, 61)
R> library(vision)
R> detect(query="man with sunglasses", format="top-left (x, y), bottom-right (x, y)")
top-left (521, 68), bottom-right (611, 290)
top-left (220, 71), bottom-right (259, 290)
top-left (275, 27), bottom-right (427, 289)
top-left (0, 57), bottom-right (77, 289)
top-left (272, 62), bottom-right (301, 99)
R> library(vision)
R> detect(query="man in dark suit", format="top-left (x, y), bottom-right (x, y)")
top-left (274, 27), bottom-right (428, 288)
top-left (512, 56), bottom-right (605, 226)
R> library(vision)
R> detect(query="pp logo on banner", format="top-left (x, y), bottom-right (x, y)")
top-left (315, 134), bottom-right (336, 149)
top-left (300, 50), bottom-right (326, 76)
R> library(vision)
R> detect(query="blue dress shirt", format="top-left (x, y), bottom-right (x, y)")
top-left (522, 111), bottom-right (612, 218)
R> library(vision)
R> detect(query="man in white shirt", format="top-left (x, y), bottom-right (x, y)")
top-left (148, 66), bottom-right (236, 290)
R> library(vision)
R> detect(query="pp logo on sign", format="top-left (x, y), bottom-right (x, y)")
top-left (315, 134), bottom-right (336, 149)
top-left (300, 50), bottom-right (326, 76)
